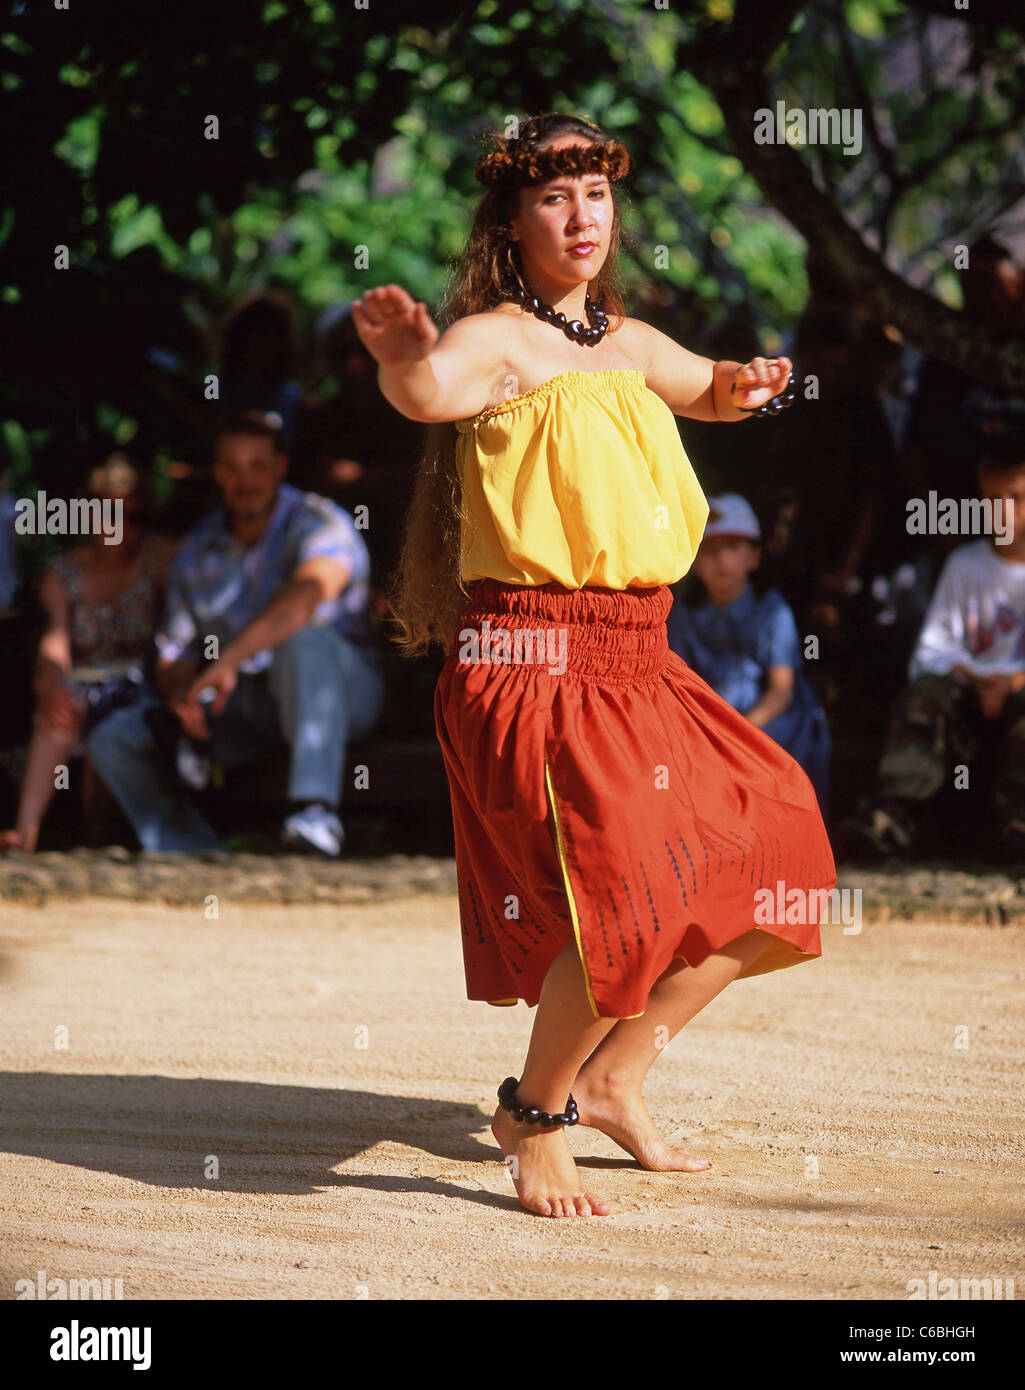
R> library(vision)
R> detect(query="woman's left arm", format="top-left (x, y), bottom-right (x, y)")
top-left (629, 319), bottom-right (792, 422)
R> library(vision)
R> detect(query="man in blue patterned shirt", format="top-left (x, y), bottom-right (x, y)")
top-left (87, 412), bottom-right (385, 855)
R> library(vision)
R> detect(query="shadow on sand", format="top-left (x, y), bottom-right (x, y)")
top-left (0, 1070), bottom-right (675, 1224)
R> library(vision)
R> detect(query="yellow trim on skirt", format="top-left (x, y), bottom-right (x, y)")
top-left (543, 749), bottom-right (644, 1022)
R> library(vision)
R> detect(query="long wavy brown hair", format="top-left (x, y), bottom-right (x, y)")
top-left (382, 112), bottom-right (632, 657)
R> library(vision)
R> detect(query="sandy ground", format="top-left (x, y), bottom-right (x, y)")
top-left (1, 895), bottom-right (1023, 1301)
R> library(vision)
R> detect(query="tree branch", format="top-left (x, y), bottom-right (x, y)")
top-left (688, 38), bottom-right (1025, 395)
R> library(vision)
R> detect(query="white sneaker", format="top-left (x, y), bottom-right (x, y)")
top-left (177, 737), bottom-right (211, 791)
top-left (281, 802), bottom-right (345, 857)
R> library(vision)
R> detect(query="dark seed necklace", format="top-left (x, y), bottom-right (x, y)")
top-left (506, 245), bottom-right (609, 346)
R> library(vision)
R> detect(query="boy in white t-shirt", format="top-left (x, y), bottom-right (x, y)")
top-left (839, 440), bottom-right (1025, 863)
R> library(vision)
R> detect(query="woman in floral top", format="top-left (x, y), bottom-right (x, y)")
top-left (0, 456), bottom-right (174, 852)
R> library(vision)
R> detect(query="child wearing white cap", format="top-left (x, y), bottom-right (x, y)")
top-left (667, 493), bottom-right (832, 812)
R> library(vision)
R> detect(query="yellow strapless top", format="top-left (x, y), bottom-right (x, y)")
top-left (454, 369), bottom-right (709, 589)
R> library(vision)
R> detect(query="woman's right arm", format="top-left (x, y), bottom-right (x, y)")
top-left (352, 285), bottom-right (500, 424)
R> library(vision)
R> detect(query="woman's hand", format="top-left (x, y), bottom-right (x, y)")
top-left (36, 675), bottom-right (83, 737)
top-left (352, 285), bottom-right (439, 368)
top-left (730, 357), bottom-right (793, 412)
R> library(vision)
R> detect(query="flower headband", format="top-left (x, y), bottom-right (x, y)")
top-left (475, 138), bottom-right (632, 190)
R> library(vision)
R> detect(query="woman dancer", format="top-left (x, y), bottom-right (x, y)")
top-left (353, 113), bottom-right (836, 1218)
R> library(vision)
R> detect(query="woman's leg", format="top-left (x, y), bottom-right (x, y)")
top-left (572, 927), bottom-right (775, 1171)
top-left (491, 940), bottom-right (618, 1218)
top-left (0, 718), bottom-right (80, 853)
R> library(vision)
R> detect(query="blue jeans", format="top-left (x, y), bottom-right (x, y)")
top-left (87, 626), bottom-right (386, 851)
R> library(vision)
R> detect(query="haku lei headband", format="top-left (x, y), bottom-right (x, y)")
top-left (475, 138), bottom-right (632, 189)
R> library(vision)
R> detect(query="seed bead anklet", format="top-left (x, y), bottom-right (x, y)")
top-left (498, 1075), bottom-right (580, 1127)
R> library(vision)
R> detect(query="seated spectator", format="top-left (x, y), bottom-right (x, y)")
top-left (838, 439), bottom-right (1025, 863)
top-left (667, 493), bottom-right (832, 812)
top-left (86, 411), bottom-right (385, 856)
top-left (0, 455), bottom-right (171, 852)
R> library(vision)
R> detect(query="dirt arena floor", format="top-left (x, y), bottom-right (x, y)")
top-left (1, 896), bottom-right (1023, 1300)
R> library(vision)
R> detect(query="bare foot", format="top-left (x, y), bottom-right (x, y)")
top-left (0, 829), bottom-right (29, 854)
top-left (572, 1076), bottom-right (711, 1172)
top-left (491, 1105), bottom-right (611, 1217)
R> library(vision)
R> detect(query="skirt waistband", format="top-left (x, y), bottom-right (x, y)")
top-left (456, 579), bottom-right (672, 681)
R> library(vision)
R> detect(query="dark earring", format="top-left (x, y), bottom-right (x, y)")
top-left (505, 242), bottom-right (529, 296)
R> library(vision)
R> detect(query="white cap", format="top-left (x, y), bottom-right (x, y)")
top-left (703, 493), bottom-right (761, 542)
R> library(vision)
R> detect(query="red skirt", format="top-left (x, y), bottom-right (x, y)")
top-left (433, 578), bottom-right (837, 1020)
